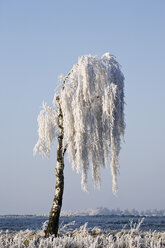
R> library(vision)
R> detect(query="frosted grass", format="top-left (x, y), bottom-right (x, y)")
top-left (1, 220), bottom-right (165, 248)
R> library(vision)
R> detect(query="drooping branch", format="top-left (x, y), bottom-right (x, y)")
top-left (58, 53), bottom-right (125, 193)
top-left (34, 53), bottom-right (125, 195)
top-left (33, 103), bottom-right (58, 158)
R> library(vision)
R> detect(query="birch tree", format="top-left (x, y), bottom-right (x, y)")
top-left (34, 53), bottom-right (125, 237)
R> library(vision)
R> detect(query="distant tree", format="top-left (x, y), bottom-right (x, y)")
top-left (34, 53), bottom-right (125, 237)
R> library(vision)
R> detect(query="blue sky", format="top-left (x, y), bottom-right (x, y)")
top-left (0, 0), bottom-right (165, 214)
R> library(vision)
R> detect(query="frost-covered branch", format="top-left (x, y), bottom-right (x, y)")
top-left (34, 53), bottom-right (125, 194)
top-left (59, 53), bottom-right (125, 193)
top-left (33, 103), bottom-right (58, 158)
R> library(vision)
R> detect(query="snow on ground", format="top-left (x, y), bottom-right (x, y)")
top-left (0, 220), bottom-right (165, 248)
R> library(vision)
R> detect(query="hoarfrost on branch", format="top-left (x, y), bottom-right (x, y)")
top-left (34, 53), bottom-right (125, 194)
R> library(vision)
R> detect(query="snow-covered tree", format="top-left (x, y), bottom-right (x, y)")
top-left (34, 53), bottom-right (125, 237)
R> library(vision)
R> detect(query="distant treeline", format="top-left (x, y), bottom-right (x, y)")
top-left (61, 207), bottom-right (165, 217)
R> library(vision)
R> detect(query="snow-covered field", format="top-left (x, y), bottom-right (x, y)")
top-left (1, 209), bottom-right (165, 247)
top-left (0, 220), bottom-right (165, 248)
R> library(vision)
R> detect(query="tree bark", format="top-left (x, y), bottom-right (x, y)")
top-left (45, 96), bottom-right (64, 238)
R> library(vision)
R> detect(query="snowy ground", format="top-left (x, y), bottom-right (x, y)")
top-left (1, 220), bottom-right (165, 248)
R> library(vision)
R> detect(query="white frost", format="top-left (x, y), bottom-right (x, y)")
top-left (33, 102), bottom-right (58, 158)
top-left (34, 53), bottom-right (125, 194)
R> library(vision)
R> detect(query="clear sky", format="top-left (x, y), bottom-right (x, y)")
top-left (0, 0), bottom-right (165, 215)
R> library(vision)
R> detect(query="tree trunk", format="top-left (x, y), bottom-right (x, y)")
top-left (45, 96), bottom-right (64, 238)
